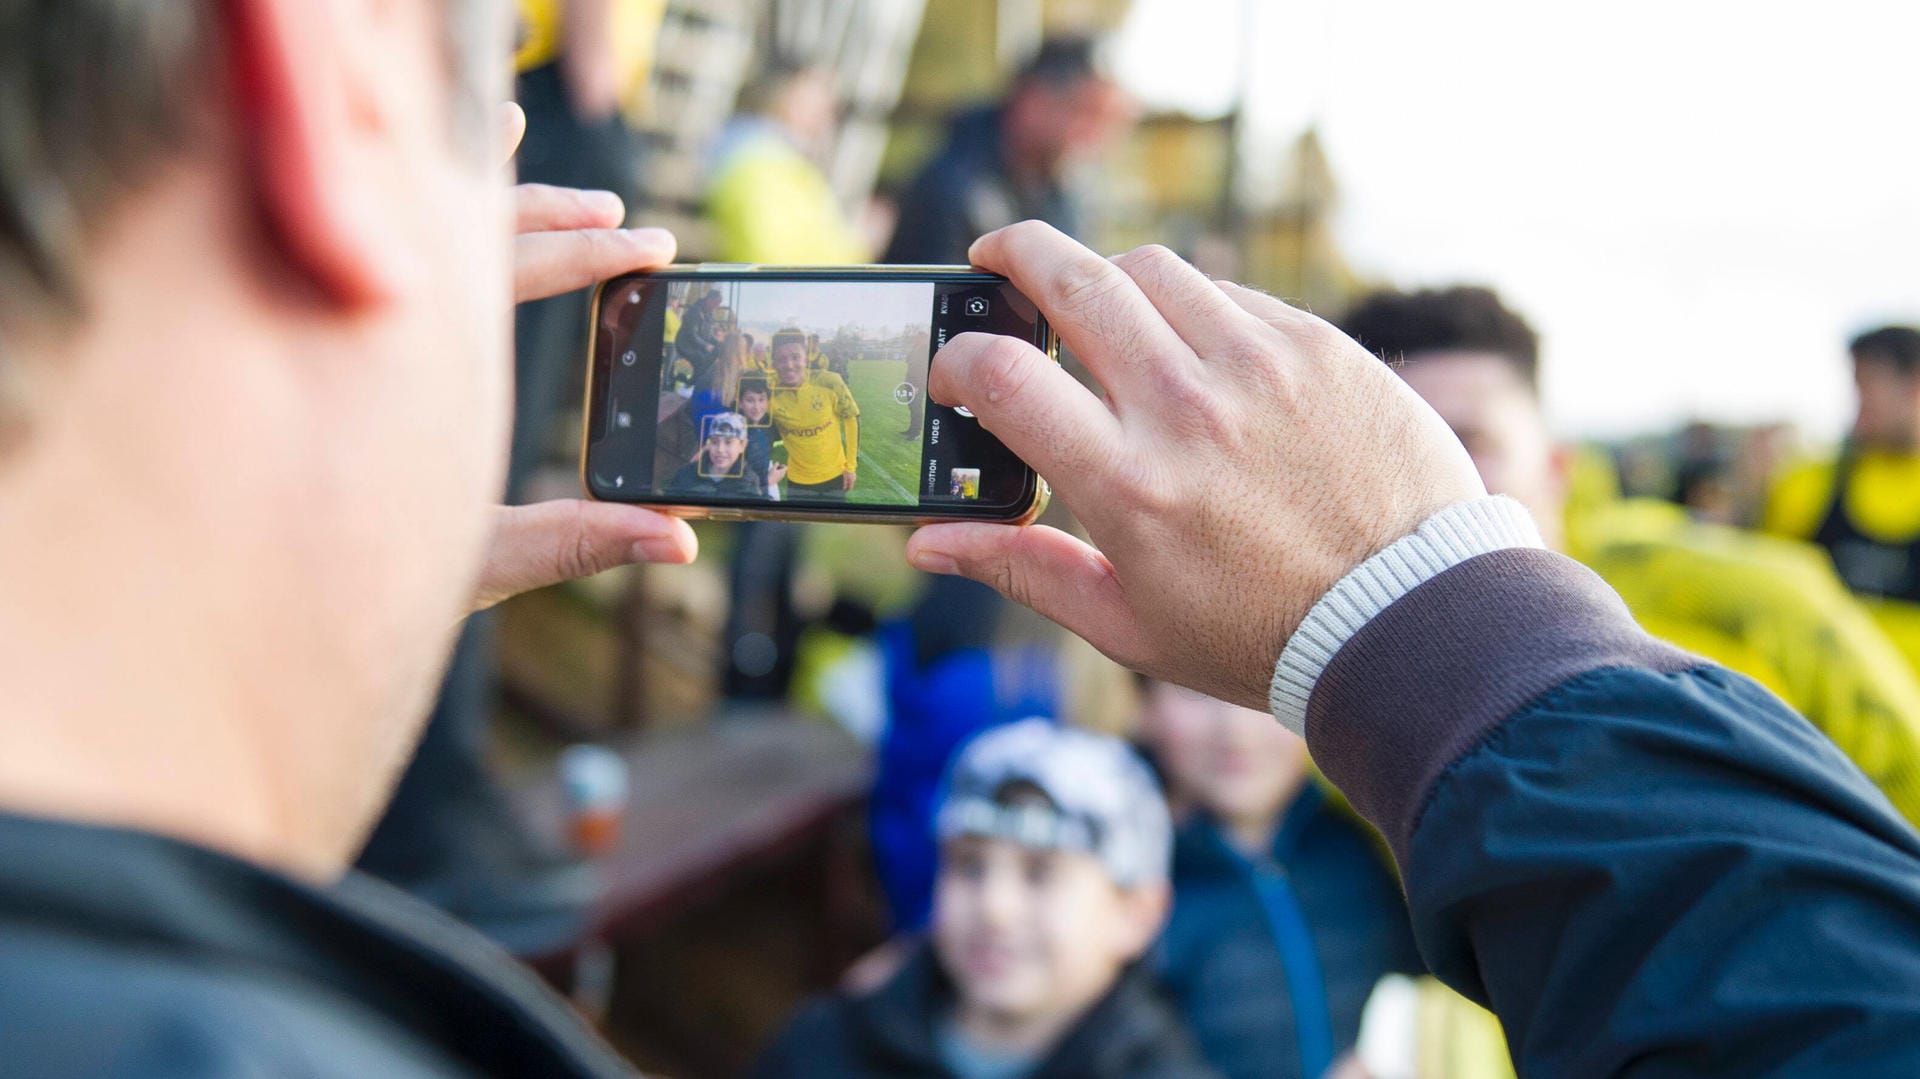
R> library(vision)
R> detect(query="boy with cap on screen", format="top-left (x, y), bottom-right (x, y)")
top-left (755, 719), bottom-right (1219, 1079)
top-left (667, 412), bottom-right (778, 499)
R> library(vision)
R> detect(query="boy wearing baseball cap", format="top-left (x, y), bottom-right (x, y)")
top-left (755, 719), bottom-right (1219, 1079)
top-left (667, 412), bottom-right (777, 499)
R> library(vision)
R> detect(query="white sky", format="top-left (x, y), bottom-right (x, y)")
top-left (1114, 0), bottom-right (1920, 441)
top-left (729, 280), bottom-right (934, 340)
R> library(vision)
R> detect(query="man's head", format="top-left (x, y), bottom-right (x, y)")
top-left (772, 329), bottom-right (809, 386)
top-left (737, 55), bottom-right (838, 154)
top-left (738, 377), bottom-right (771, 423)
top-left (0, 1), bottom-right (513, 874)
top-left (702, 288), bottom-right (723, 308)
top-left (1001, 38), bottom-right (1134, 180)
top-left (1848, 325), bottom-right (1920, 451)
top-left (932, 719), bottom-right (1171, 1028)
top-left (702, 413), bottom-right (747, 476)
top-left (1339, 286), bottom-right (1565, 544)
top-left (1134, 679), bottom-right (1308, 834)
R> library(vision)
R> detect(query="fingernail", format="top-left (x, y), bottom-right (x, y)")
top-left (910, 549), bottom-right (959, 575)
top-left (627, 227), bottom-right (675, 250)
top-left (633, 536), bottom-right (688, 563)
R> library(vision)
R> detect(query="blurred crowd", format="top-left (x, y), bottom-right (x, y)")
top-left (344, 3), bottom-right (1920, 1078)
top-left (11, 2), bottom-right (1904, 1075)
top-left (247, 2), bottom-right (1920, 1078)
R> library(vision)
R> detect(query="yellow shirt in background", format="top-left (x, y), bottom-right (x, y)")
top-left (515, 0), bottom-right (666, 108)
top-left (1763, 451), bottom-right (1920, 671)
top-left (1573, 499), bottom-right (1920, 825)
top-left (1765, 451), bottom-right (1920, 541)
top-left (705, 134), bottom-right (868, 265)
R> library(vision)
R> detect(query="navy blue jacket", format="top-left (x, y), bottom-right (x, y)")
top-left (1308, 548), bottom-right (1920, 1077)
top-left (0, 813), bottom-right (636, 1078)
top-left (1158, 788), bottom-right (1421, 1079)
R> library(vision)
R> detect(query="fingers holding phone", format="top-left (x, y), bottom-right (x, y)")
top-left (582, 268), bottom-right (1052, 525)
top-left (912, 221), bottom-right (1486, 709)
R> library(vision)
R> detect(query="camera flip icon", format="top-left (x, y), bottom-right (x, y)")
top-left (964, 296), bottom-right (989, 317)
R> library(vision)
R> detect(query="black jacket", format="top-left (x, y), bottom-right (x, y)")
top-left (753, 946), bottom-right (1219, 1079)
top-left (883, 107), bottom-right (1081, 265)
top-left (0, 812), bottom-right (637, 1078)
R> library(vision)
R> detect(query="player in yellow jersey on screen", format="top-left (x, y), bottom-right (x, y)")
top-left (768, 328), bottom-right (860, 499)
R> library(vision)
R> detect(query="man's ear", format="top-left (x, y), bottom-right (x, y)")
top-left (222, 0), bottom-right (408, 307)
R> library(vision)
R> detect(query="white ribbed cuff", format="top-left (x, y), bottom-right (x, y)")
top-left (1268, 496), bottom-right (1547, 737)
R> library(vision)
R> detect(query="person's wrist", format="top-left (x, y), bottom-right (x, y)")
top-left (1268, 496), bottom-right (1546, 736)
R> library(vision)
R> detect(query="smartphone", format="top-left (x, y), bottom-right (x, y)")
top-left (581, 266), bottom-right (1054, 525)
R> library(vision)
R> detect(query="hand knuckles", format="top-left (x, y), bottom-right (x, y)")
top-left (974, 336), bottom-right (1040, 406)
top-left (1049, 257), bottom-right (1129, 314)
top-left (1113, 243), bottom-right (1183, 280)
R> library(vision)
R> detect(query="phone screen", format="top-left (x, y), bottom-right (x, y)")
top-left (583, 270), bottom-right (1045, 518)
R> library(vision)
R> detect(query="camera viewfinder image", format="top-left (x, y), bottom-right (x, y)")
top-left (656, 279), bottom-right (934, 505)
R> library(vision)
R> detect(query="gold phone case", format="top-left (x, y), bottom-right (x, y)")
top-left (579, 267), bottom-right (1054, 527)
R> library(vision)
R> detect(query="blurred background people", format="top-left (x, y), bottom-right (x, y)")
top-left (1340, 288), bottom-right (1920, 825)
top-left (704, 55), bottom-right (873, 703)
top-left (1136, 681), bottom-right (1423, 1079)
top-left (754, 719), bottom-right (1217, 1079)
top-left (1765, 326), bottom-right (1920, 672)
top-left (884, 36), bottom-right (1132, 266)
top-left (861, 39), bottom-right (1138, 913)
top-left (706, 57), bottom-right (868, 264)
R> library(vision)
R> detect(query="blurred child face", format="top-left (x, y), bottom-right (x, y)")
top-left (933, 834), bottom-right (1164, 1027)
top-left (1137, 683), bottom-right (1308, 831)
top-left (706, 435), bottom-right (744, 475)
top-left (741, 390), bottom-right (770, 422)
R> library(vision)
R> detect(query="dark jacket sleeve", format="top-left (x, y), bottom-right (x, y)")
top-left (1305, 548), bottom-right (1920, 1077)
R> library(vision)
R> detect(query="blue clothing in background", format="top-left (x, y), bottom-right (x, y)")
top-left (869, 617), bottom-right (1058, 931)
top-left (1157, 788), bottom-right (1422, 1079)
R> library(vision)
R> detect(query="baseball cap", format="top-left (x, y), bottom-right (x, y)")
top-left (705, 413), bottom-right (748, 441)
top-left (935, 718), bottom-right (1172, 887)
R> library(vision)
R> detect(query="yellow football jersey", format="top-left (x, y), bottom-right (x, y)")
top-left (1764, 451), bottom-right (1920, 670)
top-left (1576, 499), bottom-right (1920, 825)
top-left (770, 372), bottom-right (860, 485)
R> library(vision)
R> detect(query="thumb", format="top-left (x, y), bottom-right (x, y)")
top-left (473, 501), bottom-right (698, 612)
top-left (906, 524), bottom-right (1151, 670)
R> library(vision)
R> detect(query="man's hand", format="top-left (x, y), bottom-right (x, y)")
top-left (768, 463), bottom-right (789, 487)
top-left (472, 181), bottom-right (695, 613)
top-left (842, 470), bottom-right (857, 492)
top-left (906, 222), bottom-right (1484, 710)
top-left (512, 183), bottom-right (672, 304)
top-left (472, 501), bottom-right (696, 612)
